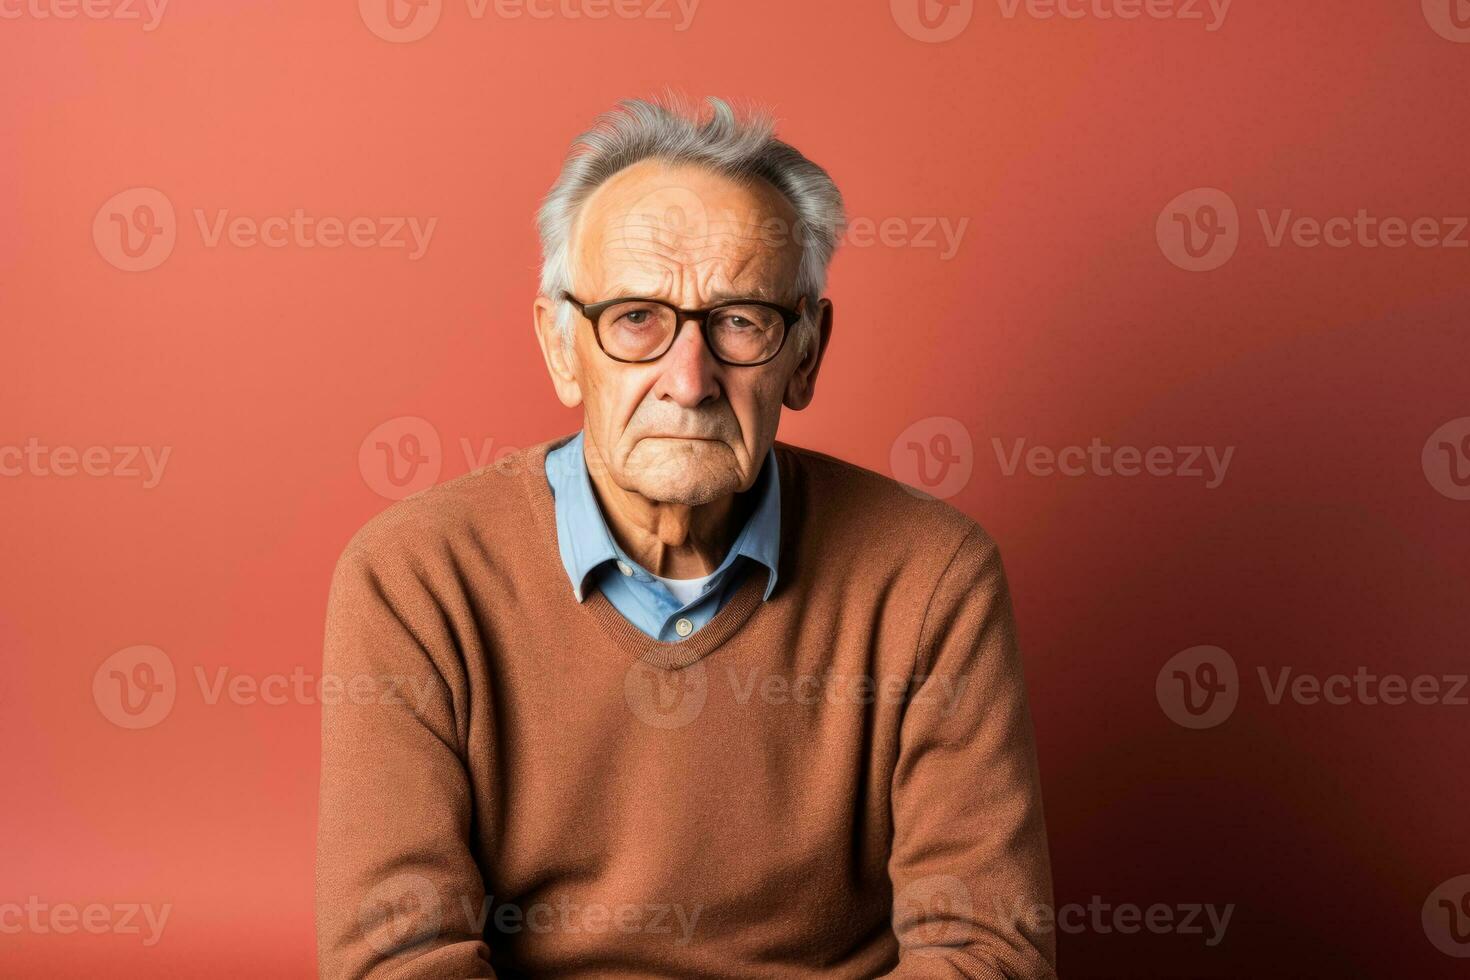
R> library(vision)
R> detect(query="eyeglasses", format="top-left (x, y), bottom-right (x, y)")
top-left (561, 292), bottom-right (802, 367)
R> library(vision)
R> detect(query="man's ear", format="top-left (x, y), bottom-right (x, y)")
top-left (783, 298), bottom-right (833, 411)
top-left (533, 296), bottom-right (584, 409)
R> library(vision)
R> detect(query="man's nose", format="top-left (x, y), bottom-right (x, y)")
top-left (652, 318), bottom-right (722, 407)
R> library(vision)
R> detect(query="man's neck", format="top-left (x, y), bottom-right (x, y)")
top-left (581, 436), bottom-right (755, 579)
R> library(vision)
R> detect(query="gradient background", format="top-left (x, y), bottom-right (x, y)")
top-left (4, 0), bottom-right (1469, 976)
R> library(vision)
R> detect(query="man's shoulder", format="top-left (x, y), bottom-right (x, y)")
top-left (774, 440), bottom-right (1000, 563)
top-left (335, 445), bottom-right (547, 576)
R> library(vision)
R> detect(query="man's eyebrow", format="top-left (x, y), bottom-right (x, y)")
top-left (702, 288), bottom-right (781, 304)
top-left (598, 286), bottom-right (668, 302)
top-left (598, 287), bottom-right (781, 306)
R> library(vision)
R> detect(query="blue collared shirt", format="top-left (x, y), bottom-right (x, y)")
top-left (545, 430), bottom-right (780, 643)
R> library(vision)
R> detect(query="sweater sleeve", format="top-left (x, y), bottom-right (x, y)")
top-left (881, 525), bottom-right (1057, 979)
top-left (315, 539), bottom-right (496, 980)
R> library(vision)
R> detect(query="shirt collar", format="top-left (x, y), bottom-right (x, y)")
top-left (545, 430), bottom-right (781, 603)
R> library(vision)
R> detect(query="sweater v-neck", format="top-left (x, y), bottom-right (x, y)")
top-left (512, 433), bottom-right (791, 671)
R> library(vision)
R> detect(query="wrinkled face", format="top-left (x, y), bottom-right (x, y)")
top-left (550, 159), bottom-right (820, 506)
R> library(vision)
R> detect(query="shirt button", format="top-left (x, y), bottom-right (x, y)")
top-left (674, 618), bottom-right (693, 638)
top-left (616, 560), bottom-right (633, 576)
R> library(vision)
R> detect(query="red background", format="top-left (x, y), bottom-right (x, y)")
top-left (4, 0), bottom-right (1469, 975)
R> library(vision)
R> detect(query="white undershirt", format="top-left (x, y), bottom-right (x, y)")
top-left (650, 569), bottom-right (718, 606)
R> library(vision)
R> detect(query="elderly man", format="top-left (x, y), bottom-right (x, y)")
top-left (316, 96), bottom-right (1055, 979)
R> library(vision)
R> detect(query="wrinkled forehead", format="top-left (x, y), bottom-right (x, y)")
top-left (571, 160), bottom-right (805, 301)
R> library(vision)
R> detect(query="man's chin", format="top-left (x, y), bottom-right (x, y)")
top-left (632, 470), bottom-right (740, 506)
top-left (624, 441), bottom-right (741, 505)
top-left (640, 484), bottom-right (725, 507)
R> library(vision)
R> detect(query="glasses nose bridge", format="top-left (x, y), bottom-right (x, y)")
top-left (672, 304), bottom-right (713, 329)
top-left (656, 307), bottom-right (723, 393)
top-left (664, 304), bottom-right (715, 354)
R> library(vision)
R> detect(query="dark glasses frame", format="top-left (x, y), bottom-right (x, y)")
top-left (561, 292), bottom-right (803, 366)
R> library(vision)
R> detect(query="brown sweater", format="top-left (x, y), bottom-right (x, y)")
top-left (316, 433), bottom-right (1055, 979)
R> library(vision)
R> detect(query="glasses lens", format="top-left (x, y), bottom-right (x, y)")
top-left (707, 305), bottom-right (787, 364)
top-left (597, 301), bottom-right (677, 361)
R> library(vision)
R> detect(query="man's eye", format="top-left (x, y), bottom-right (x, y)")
top-left (620, 310), bottom-right (651, 326)
top-left (714, 309), bottom-right (774, 331)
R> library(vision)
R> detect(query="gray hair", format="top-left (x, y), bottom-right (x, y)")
top-left (536, 94), bottom-right (846, 358)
